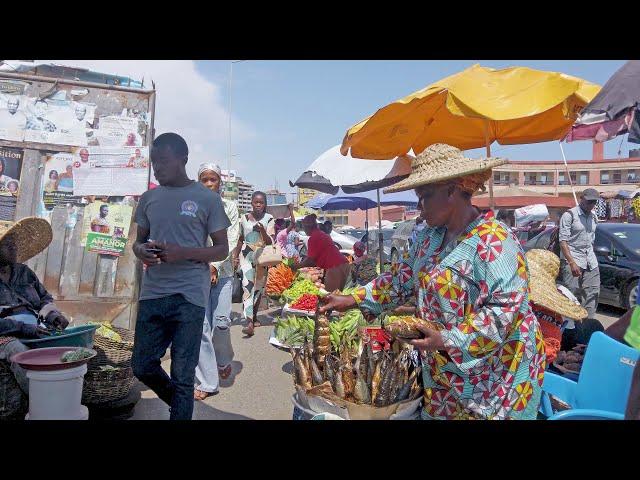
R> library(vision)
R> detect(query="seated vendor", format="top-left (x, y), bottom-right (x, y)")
top-left (293, 214), bottom-right (351, 292)
top-left (0, 217), bottom-right (69, 406)
top-left (526, 249), bottom-right (589, 364)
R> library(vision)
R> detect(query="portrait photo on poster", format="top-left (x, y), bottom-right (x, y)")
top-left (42, 152), bottom-right (83, 210)
top-left (0, 147), bottom-right (23, 221)
top-left (81, 201), bottom-right (133, 256)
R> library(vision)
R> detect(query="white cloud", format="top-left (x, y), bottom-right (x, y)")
top-left (48, 60), bottom-right (255, 178)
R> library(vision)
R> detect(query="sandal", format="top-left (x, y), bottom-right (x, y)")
top-left (242, 323), bottom-right (255, 336)
top-left (194, 389), bottom-right (217, 401)
top-left (253, 320), bottom-right (261, 328)
top-left (218, 364), bottom-right (232, 380)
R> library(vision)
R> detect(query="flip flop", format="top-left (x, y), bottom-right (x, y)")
top-left (194, 389), bottom-right (217, 401)
top-left (218, 364), bottom-right (232, 380)
top-left (242, 324), bottom-right (255, 336)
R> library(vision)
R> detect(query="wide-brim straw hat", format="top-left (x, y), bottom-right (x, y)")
top-left (526, 249), bottom-right (587, 321)
top-left (384, 143), bottom-right (507, 193)
top-left (0, 217), bottom-right (53, 263)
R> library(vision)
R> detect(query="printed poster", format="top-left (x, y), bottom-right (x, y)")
top-left (42, 152), bottom-right (83, 210)
top-left (72, 146), bottom-right (149, 196)
top-left (81, 201), bottom-right (133, 256)
top-left (23, 93), bottom-right (97, 147)
top-left (0, 147), bottom-right (23, 220)
top-left (93, 116), bottom-right (143, 147)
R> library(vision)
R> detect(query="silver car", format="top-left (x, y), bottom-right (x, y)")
top-left (298, 227), bottom-right (358, 257)
top-left (389, 220), bottom-right (418, 264)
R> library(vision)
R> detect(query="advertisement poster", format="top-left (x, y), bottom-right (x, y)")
top-left (42, 153), bottom-right (83, 210)
top-left (23, 94), bottom-right (97, 147)
top-left (0, 91), bottom-right (27, 142)
top-left (81, 201), bottom-right (133, 256)
top-left (72, 146), bottom-right (149, 196)
top-left (93, 116), bottom-right (143, 147)
top-left (0, 147), bottom-right (23, 220)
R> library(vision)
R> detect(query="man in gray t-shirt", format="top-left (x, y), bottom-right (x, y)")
top-left (131, 133), bottom-right (230, 421)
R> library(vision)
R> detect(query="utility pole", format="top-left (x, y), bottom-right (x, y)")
top-left (228, 60), bottom-right (246, 171)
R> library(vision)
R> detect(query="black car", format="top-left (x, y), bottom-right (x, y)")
top-left (524, 223), bottom-right (640, 309)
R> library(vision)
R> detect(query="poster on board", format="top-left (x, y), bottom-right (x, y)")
top-left (0, 147), bottom-right (23, 220)
top-left (81, 201), bottom-right (133, 256)
top-left (72, 146), bottom-right (149, 196)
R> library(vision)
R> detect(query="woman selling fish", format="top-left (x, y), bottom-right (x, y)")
top-left (321, 144), bottom-right (546, 420)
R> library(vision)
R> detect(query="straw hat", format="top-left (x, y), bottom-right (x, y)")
top-left (0, 217), bottom-right (53, 263)
top-left (384, 143), bottom-right (507, 193)
top-left (526, 249), bottom-right (587, 321)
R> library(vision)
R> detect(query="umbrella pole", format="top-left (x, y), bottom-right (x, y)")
top-left (365, 207), bottom-right (370, 252)
top-left (559, 142), bottom-right (579, 206)
top-left (484, 121), bottom-right (495, 210)
top-left (376, 188), bottom-right (384, 270)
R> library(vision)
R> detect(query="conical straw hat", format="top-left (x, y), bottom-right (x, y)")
top-left (526, 249), bottom-right (588, 321)
top-left (0, 217), bottom-right (53, 263)
top-left (384, 143), bottom-right (507, 193)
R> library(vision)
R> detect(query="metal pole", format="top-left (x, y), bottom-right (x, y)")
top-left (559, 141), bottom-right (579, 206)
top-left (365, 207), bottom-right (369, 252)
top-left (484, 120), bottom-right (495, 210)
top-left (376, 188), bottom-right (384, 270)
top-left (228, 61), bottom-right (233, 171)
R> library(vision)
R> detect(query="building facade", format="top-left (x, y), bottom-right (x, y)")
top-left (237, 177), bottom-right (254, 214)
top-left (492, 156), bottom-right (640, 197)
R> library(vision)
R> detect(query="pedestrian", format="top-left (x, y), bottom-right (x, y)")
top-left (276, 204), bottom-right (301, 262)
top-left (322, 220), bottom-right (333, 235)
top-left (233, 191), bottom-right (275, 337)
top-left (131, 133), bottom-right (230, 420)
top-left (194, 163), bottom-right (240, 401)
top-left (320, 144), bottom-right (545, 420)
top-left (293, 214), bottom-right (351, 292)
top-left (558, 188), bottom-right (600, 319)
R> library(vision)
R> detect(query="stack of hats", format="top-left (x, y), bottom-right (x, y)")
top-left (526, 249), bottom-right (588, 363)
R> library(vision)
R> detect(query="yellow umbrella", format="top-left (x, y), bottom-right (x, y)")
top-left (341, 64), bottom-right (601, 160)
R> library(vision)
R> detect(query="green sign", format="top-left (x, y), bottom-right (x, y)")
top-left (85, 232), bottom-right (127, 256)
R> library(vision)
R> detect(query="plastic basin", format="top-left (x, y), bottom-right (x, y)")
top-left (21, 324), bottom-right (98, 349)
top-left (11, 347), bottom-right (96, 371)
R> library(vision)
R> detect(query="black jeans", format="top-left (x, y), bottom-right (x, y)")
top-left (132, 294), bottom-right (205, 420)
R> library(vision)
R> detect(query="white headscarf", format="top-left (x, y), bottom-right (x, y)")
top-left (198, 162), bottom-right (222, 179)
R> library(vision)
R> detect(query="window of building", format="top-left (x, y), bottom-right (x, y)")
top-left (578, 172), bottom-right (588, 185)
top-left (601, 170), bottom-right (610, 184)
top-left (628, 170), bottom-right (639, 183)
top-left (612, 170), bottom-right (622, 184)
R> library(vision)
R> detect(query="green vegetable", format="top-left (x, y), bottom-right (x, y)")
top-left (274, 315), bottom-right (315, 347)
top-left (329, 309), bottom-right (363, 353)
top-left (60, 348), bottom-right (93, 363)
top-left (282, 279), bottom-right (319, 304)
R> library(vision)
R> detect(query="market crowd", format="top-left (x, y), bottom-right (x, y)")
top-left (1, 132), bottom-right (638, 421)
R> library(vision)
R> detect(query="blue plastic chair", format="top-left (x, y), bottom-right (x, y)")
top-left (540, 332), bottom-right (639, 420)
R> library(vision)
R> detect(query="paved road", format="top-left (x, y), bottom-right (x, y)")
top-left (130, 304), bottom-right (295, 420)
top-left (129, 302), bottom-right (627, 420)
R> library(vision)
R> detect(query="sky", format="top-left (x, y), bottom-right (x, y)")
top-left (54, 60), bottom-right (630, 193)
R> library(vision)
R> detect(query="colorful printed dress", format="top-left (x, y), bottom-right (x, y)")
top-left (353, 211), bottom-right (546, 420)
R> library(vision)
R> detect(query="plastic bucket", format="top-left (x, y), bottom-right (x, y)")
top-left (26, 364), bottom-right (89, 420)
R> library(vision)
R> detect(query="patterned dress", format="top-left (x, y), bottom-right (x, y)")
top-left (353, 211), bottom-right (546, 420)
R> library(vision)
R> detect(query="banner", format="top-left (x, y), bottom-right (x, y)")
top-left (93, 116), bottom-right (143, 147)
top-left (72, 146), bottom-right (149, 196)
top-left (81, 201), bottom-right (133, 256)
top-left (0, 147), bottom-right (23, 220)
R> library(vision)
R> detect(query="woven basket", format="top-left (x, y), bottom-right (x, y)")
top-left (90, 326), bottom-right (135, 368)
top-left (82, 366), bottom-right (135, 405)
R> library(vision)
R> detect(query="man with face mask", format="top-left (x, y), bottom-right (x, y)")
top-left (558, 188), bottom-right (600, 319)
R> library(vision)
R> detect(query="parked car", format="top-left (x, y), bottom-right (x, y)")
top-left (298, 226), bottom-right (358, 258)
top-left (524, 223), bottom-right (640, 309)
top-left (389, 220), bottom-right (418, 264)
top-left (365, 228), bottom-right (395, 263)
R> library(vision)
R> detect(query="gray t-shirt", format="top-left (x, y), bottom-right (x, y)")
top-left (135, 181), bottom-right (231, 307)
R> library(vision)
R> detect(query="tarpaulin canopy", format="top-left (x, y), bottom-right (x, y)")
top-left (289, 145), bottom-right (412, 194)
top-left (305, 188), bottom-right (418, 211)
top-left (567, 60), bottom-right (640, 144)
top-left (340, 64), bottom-right (600, 159)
